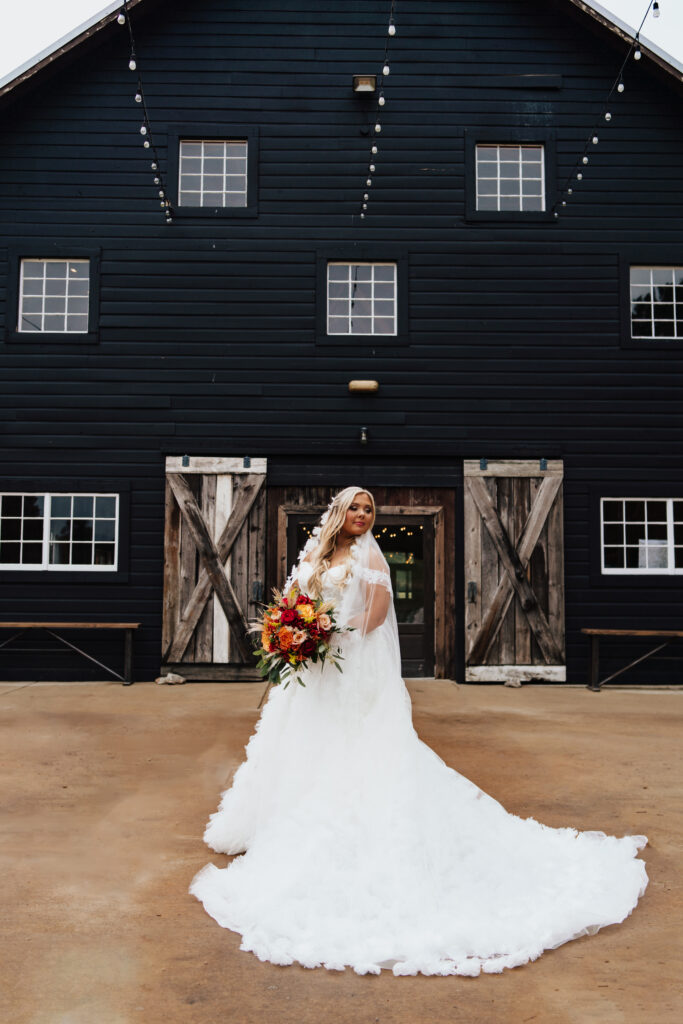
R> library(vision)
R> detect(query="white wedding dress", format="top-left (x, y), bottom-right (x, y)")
top-left (189, 533), bottom-right (648, 977)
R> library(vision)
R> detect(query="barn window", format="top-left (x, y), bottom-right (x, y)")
top-left (18, 259), bottom-right (90, 333)
top-left (601, 498), bottom-right (683, 574)
top-left (475, 144), bottom-right (545, 212)
top-left (630, 267), bottom-right (683, 340)
top-left (326, 262), bottom-right (397, 335)
top-left (178, 139), bottom-right (248, 207)
top-left (0, 493), bottom-right (118, 571)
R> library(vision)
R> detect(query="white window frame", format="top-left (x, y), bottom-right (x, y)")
top-left (18, 259), bottom-right (90, 334)
top-left (600, 497), bottom-right (682, 575)
top-left (629, 266), bottom-right (683, 341)
top-left (0, 493), bottom-right (119, 571)
top-left (326, 261), bottom-right (397, 336)
top-left (178, 138), bottom-right (248, 208)
top-left (475, 143), bottom-right (545, 212)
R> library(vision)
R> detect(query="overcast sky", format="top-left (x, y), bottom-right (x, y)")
top-left (1, 0), bottom-right (681, 85)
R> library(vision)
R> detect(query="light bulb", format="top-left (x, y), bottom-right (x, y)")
top-left (388, 22), bottom-right (396, 36)
top-left (618, 81), bottom-right (625, 92)
top-left (143, 140), bottom-right (150, 148)
top-left (653, 1), bottom-right (660, 17)
top-left (605, 111), bottom-right (612, 121)
top-left (554, 211), bottom-right (559, 218)
top-left (117, 12), bottom-right (126, 25)
top-left (140, 125), bottom-right (147, 134)
top-left (634, 48), bottom-right (642, 60)
top-left (562, 200), bottom-right (566, 206)
top-left (129, 58), bottom-right (136, 71)
top-left (362, 203), bottom-right (367, 209)
top-left (151, 162), bottom-right (158, 170)
top-left (582, 156), bottom-right (588, 164)
top-left (366, 178), bottom-right (372, 186)
top-left (360, 212), bottom-right (365, 218)
top-left (369, 163), bottom-right (376, 172)
top-left (159, 190), bottom-right (165, 198)
top-left (154, 176), bottom-right (160, 184)
top-left (160, 200), bottom-right (166, 207)
top-left (379, 93), bottom-right (385, 106)
top-left (371, 145), bottom-right (378, 154)
top-left (374, 123), bottom-right (382, 133)
top-left (592, 135), bottom-right (598, 144)
top-left (135, 92), bottom-right (142, 103)
top-left (568, 188), bottom-right (573, 194)
top-left (577, 172), bottom-right (583, 180)
top-left (363, 193), bottom-right (369, 200)
top-left (383, 64), bottom-right (390, 76)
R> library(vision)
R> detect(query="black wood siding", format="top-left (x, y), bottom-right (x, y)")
top-left (1, 0), bottom-right (682, 681)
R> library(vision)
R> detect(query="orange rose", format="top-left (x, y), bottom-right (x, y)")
top-left (291, 629), bottom-right (307, 648)
top-left (277, 625), bottom-right (294, 650)
top-left (318, 613), bottom-right (332, 631)
top-left (267, 608), bottom-right (282, 622)
top-left (297, 602), bottom-right (315, 624)
top-left (261, 630), bottom-right (272, 652)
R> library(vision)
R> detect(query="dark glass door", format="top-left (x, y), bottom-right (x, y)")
top-left (287, 514), bottom-right (434, 676)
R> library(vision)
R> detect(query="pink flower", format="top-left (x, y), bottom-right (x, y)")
top-left (318, 613), bottom-right (332, 631)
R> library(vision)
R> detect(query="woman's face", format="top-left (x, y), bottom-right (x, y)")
top-left (339, 492), bottom-right (374, 540)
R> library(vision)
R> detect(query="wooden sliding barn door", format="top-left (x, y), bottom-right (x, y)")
top-left (464, 460), bottom-right (565, 683)
top-left (161, 457), bottom-right (266, 681)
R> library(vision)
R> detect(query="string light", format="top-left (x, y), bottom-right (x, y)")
top-left (118, 1), bottom-right (174, 224)
top-left (552, 0), bottom-right (657, 220)
top-left (357, 0), bottom-right (397, 221)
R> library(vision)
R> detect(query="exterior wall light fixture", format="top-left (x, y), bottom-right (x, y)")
top-left (353, 75), bottom-right (377, 93)
top-left (348, 380), bottom-right (379, 393)
top-left (360, 426), bottom-right (369, 445)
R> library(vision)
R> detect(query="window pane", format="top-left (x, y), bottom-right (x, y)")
top-left (69, 262), bottom-right (89, 279)
top-left (625, 547), bottom-right (640, 568)
top-left (45, 297), bottom-right (66, 313)
top-left (675, 501), bottom-right (683, 523)
top-left (72, 519), bottom-right (93, 542)
top-left (625, 523), bottom-right (646, 545)
top-left (327, 265), bottom-right (349, 281)
top-left (646, 501), bottom-right (667, 522)
top-left (675, 524), bottom-right (683, 544)
top-left (654, 321), bottom-right (675, 338)
top-left (374, 266), bottom-right (395, 282)
top-left (603, 547), bottom-right (624, 568)
top-left (625, 500), bottom-right (645, 521)
top-left (2, 495), bottom-right (23, 517)
top-left (46, 262), bottom-right (67, 278)
top-left (50, 518), bottom-right (71, 542)
top-left (0, 542), bottom-right (21, 563)
top-left (21, 543), bottom-right (43, 565)
top-left (350, 282), bottom-right (372, 299)
top-left (499, 196), bottom-right (520, 211)
top-left (647, 523), bottom-right (667, 541)
top-left (49, 542), bottom-right (70, 565)
top-left (350, 317), bottom-right (372, 333)
top-left (631, 320), bottom-right (653, 338)
top-left (603, 524), bottom-right (623, 545)
top-left (94, 543), bottom-right (115, 566)
top-left (328, 282), bottom-right (349, 299)
top-left (95, 496), bottom-right (116, 518)
top-left (94, 519), bottom-right (116, 542)
top-left (22, 518), bottom-right (43, 541)
top-left (349, 299), bottom-right (371, 317)
top-left (327, 317), bottom-right (348, 334)
top-left (2, 519), bottom-right (21, 540)
top-left (22, 260), bottom-right (44, 278)
top-left (477, 147), bottom-right (498, 161)
top-left (522, 197), bottom-right (544, 211)
top-left (675, 547), bottom-right (683, 568)
top-left (23, 495), bottom-right (44, 517)
top-left (71, 543), bottom-right (93, 565)
top-left (374, 282), bottom-right (395, 299)
top-left (69, 279), bottom-right (89, 297)
top-left (73, 496), bottom-right (93, 517)
top-left (353, 266), bottom-right (372, 282)
top-left (328, 300), bottom-right (348, 316)
top-left (602, 500), bottom-right (622, 521)
top-left (225, 193), bottom-right (247, 207)
top-left (373, 299), bottom-right (395, 317)
top-left (373, 317), bottom-right (395, 334)
top-left (652, 269), bottom-right (673, 286)
top-left (477, 196), bottom-right (498, 210)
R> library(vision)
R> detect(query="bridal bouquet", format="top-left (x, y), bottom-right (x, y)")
top-left (252, 587), bottom-right (348, 689)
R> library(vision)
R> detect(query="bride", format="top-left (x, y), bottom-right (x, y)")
top-left (189, 486), bottom-right (648, 977)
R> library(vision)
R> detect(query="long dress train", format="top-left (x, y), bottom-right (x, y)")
top-left (189, 541), bottom-right (648, 977)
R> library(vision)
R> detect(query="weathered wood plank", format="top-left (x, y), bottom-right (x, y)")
top-left (464, 460), bottom-right (563, 478)
top-left (498, 476), bottom-right (515, 666)
top-left (433, 506), bottom-right (446, 678)
top-left (213, 473), bottom-right (233, 663)
top-left (547, 481), bottom-right (566, 659)
top-left (163, 473), bottom-right (264, 662)
top-left (166, 456), bottom-right (267, 475)
top-left (161, 478), bottom-right (180, 657)
top-left (464, 482), bottom-right (482, 664)
top-left (178, 475), bottom-right (199, 663)
top-left (161, 662), bottom-right (262, 681)
top-left (480, 478), bottom-right (500, 666)
top-left (466, 665), bottom-right (567, 682)
top-left (513, 476), bottom-right (531, 666)
top-left (195, 473), bottom-right (216, 663)
top-left (165, 473), bottom-right (253, 663)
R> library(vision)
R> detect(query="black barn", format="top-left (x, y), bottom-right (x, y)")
top-left (1, 0), bottom-right (682, 685)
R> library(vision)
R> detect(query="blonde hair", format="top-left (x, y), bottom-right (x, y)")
top-left (306, 487), bottom-right (376, 598)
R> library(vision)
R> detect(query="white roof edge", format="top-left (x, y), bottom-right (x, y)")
top-left (0, 2), bottom-right (120, 92)
top-left (581, 0), bottom-right (683, 76)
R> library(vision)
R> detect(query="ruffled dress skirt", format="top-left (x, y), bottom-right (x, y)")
top-left (189, 629), bottom-right (648, 976)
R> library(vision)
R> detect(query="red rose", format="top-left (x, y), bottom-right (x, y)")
top-left (280, 609), bottom-right (299, 625)
top-left (301, 639), bottom-right (316, 656)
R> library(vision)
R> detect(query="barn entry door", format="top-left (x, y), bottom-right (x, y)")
top-left (464, 460), bottom-right (566, 683)
top-left (161, 457), bottom-right (266, 681)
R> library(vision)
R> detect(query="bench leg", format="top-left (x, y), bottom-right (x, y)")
top-left (587, 635), bottom-right (601, 691)
top-left (123, 629), bottom-right (134, 685)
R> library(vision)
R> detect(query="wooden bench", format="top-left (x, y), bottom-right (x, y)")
top-left (0, 622), bottom-right (140, 685)
top-left (582, 628), bottom-right (683, 691)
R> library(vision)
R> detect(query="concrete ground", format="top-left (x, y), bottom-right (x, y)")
top-left (0, 679), bottom-right (680, 1024)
